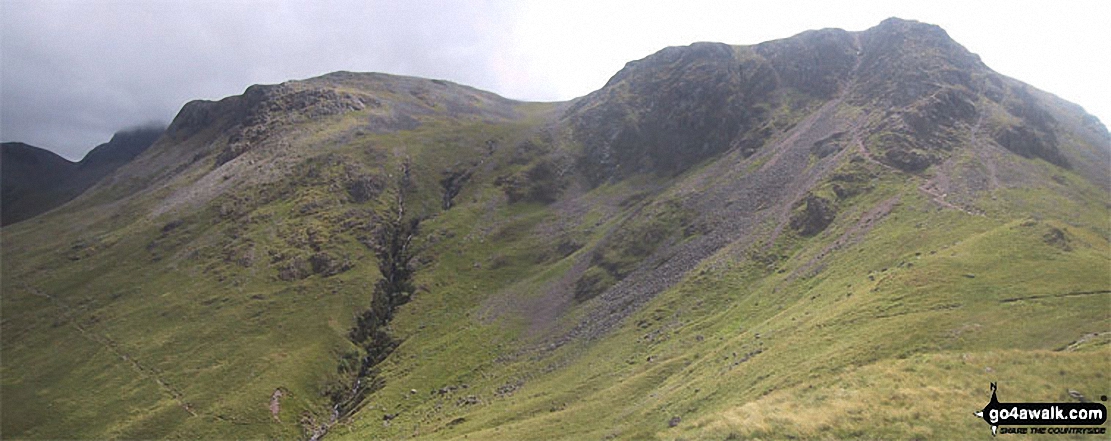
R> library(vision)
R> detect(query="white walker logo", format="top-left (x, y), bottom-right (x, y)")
top-left (974, 383), bottom-right (1107, 436)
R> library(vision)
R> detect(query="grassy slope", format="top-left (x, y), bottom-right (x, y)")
top-left (1, 171), bottom-right (373, 438)
top-left (327, 126), bottom-right (1108, 439)
top-left (2, 86), bottom-right (1107, 440)
top-left (0, 98), bottom-right (558, 438)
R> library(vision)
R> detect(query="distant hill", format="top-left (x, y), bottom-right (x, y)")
top-left (1, 126), bottom-right (163, 225)
top-left (1, 18), bottom-right (1107, 440)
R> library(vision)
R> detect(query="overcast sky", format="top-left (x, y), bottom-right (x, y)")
top-left (2, 0), bottom-right (1108, 161)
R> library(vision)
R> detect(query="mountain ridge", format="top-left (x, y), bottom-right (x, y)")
top-left (1, 125), bottom-right (164, 225)
top-left (1, 17), bottom-right (1108, 440)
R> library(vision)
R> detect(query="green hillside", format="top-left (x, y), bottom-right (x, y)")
top-left (2, 18), bottom-right (1107, 440)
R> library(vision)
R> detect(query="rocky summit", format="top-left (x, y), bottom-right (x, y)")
top-left (2, 18), bottom-right (1108, 440)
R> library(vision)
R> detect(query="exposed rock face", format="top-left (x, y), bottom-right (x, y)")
top-left (165, 72), bottom-right (521, 172)
top-left (565, 31), bottom-right (859, 184)
top-left (754, 28), bottom-right (858, 98)
top-left (866, 85), bottom-right (979, 172)
top-left (566, 42), bottom-right (760, 183)
top-left (854, 18), bottom-right (984, 108)
top-left (993, 124), bottom-right (1066, 167)
top-left (852, 18), bottom-right (1081, 173)
top-left (849, 19), bottom-right (984, 172)
top-left (166, 83), bottom-right (371, 166)
top-left (532, 21), bottom-right (1108, 356)
top-left (988, 86), bottom-right (1069, 167)
top-left (216, 84), bottom-right (370, 166)
top-left (565, 17), bottom-right (1104, 183)
top-left (564, 19), bottom-right (990, 182)
top-left (790, 194), bottom-right (836, 236)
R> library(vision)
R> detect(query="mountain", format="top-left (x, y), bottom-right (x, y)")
top-left (2, 18), bottom-right (1108, 440)
top-left (0, 126), bottom-right (164, 225)
top-left (0, 143), bottom-right (79, 225)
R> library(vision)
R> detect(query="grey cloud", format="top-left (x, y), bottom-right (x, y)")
top-left (0, 0), bottom-right (526, 160)
top-left (3, 1), bottom-right (1106, 162)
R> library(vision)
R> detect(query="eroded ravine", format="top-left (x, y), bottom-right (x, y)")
top-left (308, 161), bottom-right (420, 440)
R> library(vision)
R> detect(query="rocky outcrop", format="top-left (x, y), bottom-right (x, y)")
top-left (566, 42), bottom-right (768, 184)
top-left (855, 18), bottom-right (984, 107)
top-left (989, 86), bottom-right (1069, 167)
top-left (992, 124), bottom-right (1066, 167)
top-left (564, 19), bottom-right (999, 182)
top-left (753, 28), bottom-right (857, 99)
top-left (790, 194), bottom-right (836, 236)
top-left (164, 73), bottom-right (523, 173)
top-left (852, 19), bottom-right (984, 172)
top-left (496, 157), bottom-right (567, 204)
top-left (215, 85), bottom-right (370, 166)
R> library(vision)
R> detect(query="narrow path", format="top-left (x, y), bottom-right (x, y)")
top-left (847, 35), bottom-right (984, 217)
top-left (999, 290), bottom-right (1110, 304)
top-left (917, 180), bottom-right (978, 215)
top-left (851, 113), bottom-right (978, 216)
top-left (969, 108), bottom-right (1003, 190)
top-left (1060, 332), bottom-right (1110, 352)
top-left (24, 284), bottom-right (197, 416)
top-left (849, 102), bottom-right (981, 216)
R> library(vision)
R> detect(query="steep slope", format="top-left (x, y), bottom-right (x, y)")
top-left (1, 142), bottom-right (79, 225)
top-left (1, 18), bottom-right (1108, 440)
top-left (0, 126), bottom-right (163, 226)
top-left (80, 126), bottom-right (165, 176)
top-left (0, 71), bottom-right (549, 439)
